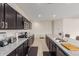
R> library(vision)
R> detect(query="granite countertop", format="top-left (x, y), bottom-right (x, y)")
top-left (47, 34), bottom-right (79, 56)
top-left (0, 38), bottom-right (28, 56)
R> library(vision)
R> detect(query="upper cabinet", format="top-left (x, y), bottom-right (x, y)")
top-left (23, 17), bottom-right (32, 30)
top-left (5, 3), bottom-right (17, 29)
top-left (0, 3), bottom-right (32, 30)
top-left (16, 13), bottom-right (24, 29)
top-left (0, 4), bottom-right (4, 29)
top-left (29, 21), bottom-right (32, 29)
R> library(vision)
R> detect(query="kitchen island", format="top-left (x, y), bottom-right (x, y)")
top-left (46, 34), bottom-right (79, 56)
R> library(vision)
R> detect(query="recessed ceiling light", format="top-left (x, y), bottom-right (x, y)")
top-left (52, 15), bottom-right (56, 18)
top-left (38, 14), bottom-right (42, 18)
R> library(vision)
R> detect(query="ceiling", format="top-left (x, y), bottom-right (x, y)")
top-left (15, 3), bottom-right (79, 21)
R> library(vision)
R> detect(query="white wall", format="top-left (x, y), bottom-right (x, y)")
top-left (31, 20), bottom-right (52, 38)
top-left (63, 18), bottom-right (79, 39)
top-left (0, 30), bottom-right (31, 41)
top-left (53, 18), bottom-right (79, 39)
top-left (53, 19), bottom-right (63, 37)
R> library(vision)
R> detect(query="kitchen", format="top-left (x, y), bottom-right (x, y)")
top-left (1, 3), bottom-right (79, 56)
top-left (0, 3), bottom-right (34, 56)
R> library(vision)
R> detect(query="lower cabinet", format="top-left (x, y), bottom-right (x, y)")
top-left (23, 40), bottom-right (28, 56)
top-left (56, 47), bottom-right (67, 56)
top-left (49, 39), bottom-right (53, 52)
top-left (46, 36), bottom-right (50, 50)
top-left (7, 40), bottom-right (28, 56)
top-left (46, 35), bottom-right (56, 56)
top-left (16, 44), bottom-right (24, 56)
top-left (28, 35), bottom-right (34, 47)
top-left (7, 50), bottom-right (16, 56)
top-left (46, 35), bottom-right (68, 56)
top-left (7, 35), bottom-right (34, 56)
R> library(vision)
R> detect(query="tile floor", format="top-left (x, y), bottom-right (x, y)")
top-left (30, 37), bottom-right (49, 56)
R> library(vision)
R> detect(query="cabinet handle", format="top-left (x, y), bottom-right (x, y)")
top-left (16, 53), bottom-right (18, 56)
top-left (24, 22), bottom-right (27, 29)
top-left (1, 21), bottom-right (4, 28)
top-left (5, 22), bottom-right (8, 29)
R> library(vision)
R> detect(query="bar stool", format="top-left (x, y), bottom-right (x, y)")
top-left (76, 36), bottom-right (79, 40)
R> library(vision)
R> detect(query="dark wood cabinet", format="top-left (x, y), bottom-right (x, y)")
top-left (0, 3), bottom-right (4, 29)
top-left (23, 40), bottom-right (28, 56)
top-left (16, 44), bottom-right (24, 56)
top-left (7, 40), bottom-right (29, 56)
top-left (46, 35), bottom-right (56, 56)
top-left (56, 47), bottom-right (68, 56)
top-left (49, 39), bottom-right (53, 52)
top-left (46, 36), bottom-right (50, 50)
top-left (28, 21), bottom-right (32, 29)
top-left (16, 40), bottom-right (29, 56)
top-left (23, 17), bottom-right (32, 30)
top-left (46, 35), bottom-right (68, 56)
top-left (4, 3), bottom-right (17, 29)
top-left (7, 50), bottom-right (16, 56)
top-left (0, 3), bottom-right (2, 19)
top-left (23, 17), bottom-right (28, 30)
top-left (0, 3), bottom-right (32, 30)
top-left (28, 35), bottom-right (34, 47)
top-left (16, 13), bottom-right (24, 29)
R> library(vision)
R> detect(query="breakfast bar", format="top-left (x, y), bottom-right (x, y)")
top-left (46, 34), bottom-right (79, 56)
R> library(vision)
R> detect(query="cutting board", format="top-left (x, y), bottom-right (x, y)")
top-left (61, 43), bottom-right (79, 51)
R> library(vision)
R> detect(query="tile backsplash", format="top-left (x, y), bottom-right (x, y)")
top-left (0, 30), bottom-right (31, 40)
top-left (0, 32), bottom-right (6, 40)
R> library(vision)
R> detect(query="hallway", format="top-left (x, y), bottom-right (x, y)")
top-left (30, 37), bottom-right (49, 56)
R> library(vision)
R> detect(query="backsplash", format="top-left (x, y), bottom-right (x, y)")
top-left (0, 32), bottom-right (6, 40)
top-left (0, 30), bottom-right (31, 40)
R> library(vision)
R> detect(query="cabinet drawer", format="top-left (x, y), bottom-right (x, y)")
top-left (56, 47), bottom-right (66, 56)
top-left (16, 44), bottom-right (24, 56)
top-left (7, 50), bottom-right (16, 56)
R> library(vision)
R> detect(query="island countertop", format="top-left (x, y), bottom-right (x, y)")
top-left (47, 34), bottom-right (79, 56)
top-left (0, 38), bottom-right (28, 56)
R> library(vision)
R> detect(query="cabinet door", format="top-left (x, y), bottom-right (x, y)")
top-left (28, 37), bottom-right (31, 47)
top-left (0, 3), bottom-right (4, 29)
top-left (49, 39), bottom-right (53, 52)
top-left (46, 36), bottom-right (56, 56)
top-left (7, 50), bottom-right (16, 56)
top-left (46, 36), bottom-right (48, 48)
top-left (47, 37), bottom-right (50, 50)
top-left (23, 40), bottom-right (28, 56)
top-left (46, 36), bottom-right (50, 49)
top-left (16, 44), bottom-right (24, 56)
top-left (0, 3), bottom-right (2, 19)
top-left (5, 3), bottom-right (17, 29)
top-left (27, 21), bottom-right (32, 29)
top-left (28, 36), bottom-right (34, 47)
top-left (29, 22), bottom-right (32, 29)
top-left (22, 16), bottom-right (32, 30)
top-left (52, 41), bottom-right (57, 52)
top-left (56, 47), bottom-right (67, 56)
top-left (16, 13), bottom-right (24, 29)
top-left (32, 35), bottom-right (34, 44)
top-left (23, 17), bottom-right (29, 30)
